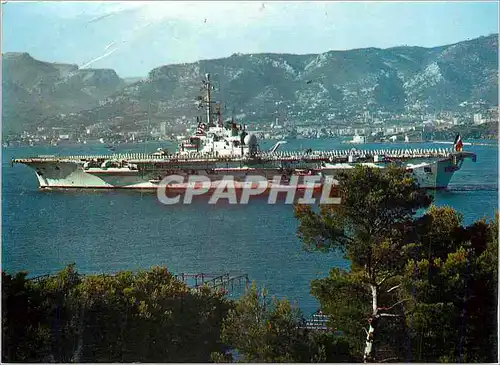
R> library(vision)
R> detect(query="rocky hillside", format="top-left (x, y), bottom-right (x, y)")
top-left (3, 34), bottom-right (498, 132)
top-left (2, 52), bottom-right (125, 133)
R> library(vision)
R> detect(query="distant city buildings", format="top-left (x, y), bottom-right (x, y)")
top-left (160, 122), bottom-right (168, 135)
top-left (473, 113), bottom-right (483, 125)
top-left (4, 102), bottom-right (498, 147)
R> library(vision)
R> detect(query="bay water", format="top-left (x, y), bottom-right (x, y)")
top-left (2, 139), bottom-right (497, 314)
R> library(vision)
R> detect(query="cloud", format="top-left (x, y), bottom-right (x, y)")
top-left (39, 1), bottom-right (141, 19)
top-left (124, 2), bottom-right (271, 26)
top-left (49, 1), bottom-right (328, 31)
top-left (3, 1), bottom-right (498, 77)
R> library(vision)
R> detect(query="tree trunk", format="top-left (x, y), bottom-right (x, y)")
top-left (72, 303), bottom-right (85, 362)
top-left (364, 284), bottom-right (378, 363)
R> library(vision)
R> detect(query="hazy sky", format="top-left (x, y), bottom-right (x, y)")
top-left (2, 1), bottom-right (498, 77)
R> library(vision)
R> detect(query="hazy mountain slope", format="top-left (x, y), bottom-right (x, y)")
top-left (2, 34), bottom-right (497, 132)
top-left (2, 52), bottom-right (125, 133)
top-left (98, 34), bottom-right (498, 125)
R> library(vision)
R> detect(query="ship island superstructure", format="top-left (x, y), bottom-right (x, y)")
top-left (12, 73), bottom-right (476, 191)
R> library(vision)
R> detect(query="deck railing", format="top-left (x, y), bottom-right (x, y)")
top-left (13, 148), bottom-right (459, 165)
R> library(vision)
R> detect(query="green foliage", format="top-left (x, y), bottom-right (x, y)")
top-left (295, 165), bottom-right (498, 362)
top-left (296, 165), bottom-right (431, 266)
top-left (214, 282), bottom-right (354, 363)
top-left (402, 211), bottom-right (498, 362)
top-left (295, 165), bottom-right (433, 361)
top-left (310, 268), bottom-right (370, 357)
top-left (1, 271), bottom-right (52, 362)
top-left (2, 265), bottom-right (231, 362)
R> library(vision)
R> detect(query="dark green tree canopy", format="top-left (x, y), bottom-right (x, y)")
top-left (296, 165), bottom-right (432, 265)
top-left (213, 282), bottom-right (355, 363)
top-left (295, 165), bottom-right (497, 362)
top-left (2, 265), bottom-right (232, 363)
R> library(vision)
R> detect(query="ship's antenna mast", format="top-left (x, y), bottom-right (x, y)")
top-left (204, 73), bottom-right (213, 127)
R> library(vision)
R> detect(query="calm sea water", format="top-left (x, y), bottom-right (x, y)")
top-left (1, 139), bottom-right (498, 314)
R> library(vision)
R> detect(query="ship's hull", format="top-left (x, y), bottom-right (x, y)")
top-left (321, 158), bottom-right (461, 189)
top-left (20, 156), bottom-right (464, 190)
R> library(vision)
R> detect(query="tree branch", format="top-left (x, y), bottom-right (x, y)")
top-left (376, 274), bottom-right (395, 287)
top-left (379, 357), bottom-right (399, 363)
top-left (386, 284), bottom-right (401, 293)
top-left (379, 313), bottom-right (402, 318)
top-left (337, 233), bottom-right (354, 244)
top-left (387, 298), bottom-right (410, 310)
top-left (370, 284), bottom-right (378, 316)
top-left (378, 298), bottom-right (410, 312)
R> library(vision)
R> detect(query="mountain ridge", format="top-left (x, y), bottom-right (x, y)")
top-left (2, 52), bottom-right (126, 133)
top-left (3, 33), bottom-right (496, 78)
top-left (2, 34), bottom-right (498, 134)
